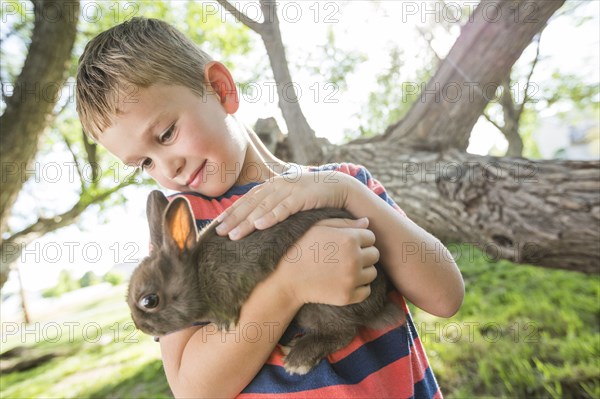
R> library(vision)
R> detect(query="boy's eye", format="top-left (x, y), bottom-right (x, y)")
top-left (160, 125), bottom-right (175, 143)
top-left (140, 158), bottom-right (153, 170)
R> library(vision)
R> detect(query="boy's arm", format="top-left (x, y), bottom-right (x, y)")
top-left (215, 168), bottom-right (463, 318)
top-left (161, 268), bottom-right (298, 398)
top-left (160, 218), bottom-right (378, 398)
top-left (341, 173), bottom-right (465, 318)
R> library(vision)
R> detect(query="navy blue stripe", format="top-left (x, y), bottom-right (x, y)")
top-left (406, 313), bottom-right (419, 342)
top-left (308, 163), bottom-right (339, 172)
top-left (172, 181), bottom-right (262, 201)
top-left (196, 219), bottom-right (212, 230)
top-left (352, 166), bottom-right (370, 185)
top-left (413, 366), bottom-right (440, 399)
top-left (243, 325), bottom-right (409, 394)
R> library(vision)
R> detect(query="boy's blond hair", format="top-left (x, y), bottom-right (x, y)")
top-left (76, 17), bottom-right (213, 140)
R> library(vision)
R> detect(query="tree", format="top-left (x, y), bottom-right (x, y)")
top-left (0, 0), bottom-right (144, 290)
top-left (218, 0), bottom-right (599, 273)
top-left (0, 0), bottom-right (260, 291)
top-left (482, 33), bottom-right (542, 157)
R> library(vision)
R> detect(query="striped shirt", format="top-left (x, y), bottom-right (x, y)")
top-left (171, 162), bottom-right (442, 398)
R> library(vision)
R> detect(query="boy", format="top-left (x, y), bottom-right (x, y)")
top-left (76, 17), bottom-right (464, 398)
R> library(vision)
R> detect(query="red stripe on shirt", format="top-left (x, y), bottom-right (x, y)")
top-left (238, 356), bottom-right (418, 399)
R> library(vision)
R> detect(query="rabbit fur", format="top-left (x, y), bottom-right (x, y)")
top-left (127, 190), bottom-right (404, 375)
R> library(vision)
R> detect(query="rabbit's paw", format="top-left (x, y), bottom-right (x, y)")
top-left (282, 337), bottom-right (322, 376)
top-left (216, 320), bottom-right (237, 331)
top-left (284, 359), bottom-right (319, 376)
top-left (213, 314), bottom-right (239, 332)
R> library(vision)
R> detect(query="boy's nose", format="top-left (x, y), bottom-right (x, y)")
top-left (163, 158), bottom-right (183, 181)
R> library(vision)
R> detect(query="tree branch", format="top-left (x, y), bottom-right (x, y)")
top-left (60, 131), bottom-right (85, 193)
top-left (380, 0), bottom-right (565, 151)
top-left (81, 130), bottom-right (98, 182)
top-left (482, 110), bottom-right (505, 133)
top-left (215, 0), bottom-right (263, 33)
top-left (0, 0), bottom-right (80, 235)
top-left (6, 177), bottom-right (136, 246)
top-left (500, 78), bottom-right (517, 123)
top-left (517, 32), bottom-right (543, 120)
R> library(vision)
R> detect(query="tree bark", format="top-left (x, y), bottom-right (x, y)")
top-left (259, 0), bottom-right (599, 273)
top-left (326, 144), bottom-right (599, 274)
top-left (0, 0), bottom-right (80, 234)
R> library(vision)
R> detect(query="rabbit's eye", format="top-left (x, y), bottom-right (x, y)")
top-left (140, 294), bottom-right (159, 309)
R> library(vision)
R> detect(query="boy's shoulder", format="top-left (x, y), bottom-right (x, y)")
top-left (307, 162), bottom-right (406, 216)
top-left (303, 162), bottom-right (375, 182)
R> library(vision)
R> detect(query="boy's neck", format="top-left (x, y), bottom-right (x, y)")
top-left (235, 118), bottom-right (292, 185)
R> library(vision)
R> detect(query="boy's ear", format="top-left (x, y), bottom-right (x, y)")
top-left (163, 197), bottom-right (198, 254)
top-left (204, 61), bottom-right (239, 114)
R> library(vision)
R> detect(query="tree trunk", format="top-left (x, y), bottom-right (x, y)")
top-left (0, 0), bottom-right (79, 235)
top-left (500, 80), bottom-right (525, 157)
top-left (326, 144), bottom-right (599, 273)
top-left (0, 0), bottom-right (80, 290)
top-left (270, 0), bottom-right (599, 273)
top-left (216, 0), bottom-right (325, 165)
top-left (503, 119), bottom-right (525, 157)
top-left (378, 0), bottom-right (564, 152)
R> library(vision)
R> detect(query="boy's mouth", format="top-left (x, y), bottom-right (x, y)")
top-left (186, 160), bottom-right (207, 188)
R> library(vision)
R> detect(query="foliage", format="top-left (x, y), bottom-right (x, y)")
top-left (41, 270), bottom-right (79, 298)
top-left (102, 271), bottom-right (125, 286)
top-left (79, 271), bottom-right (101, 288)
top-left (349, 45), bottom-right (433, 140)
top-left (304, 26), bottom-right (367, 93)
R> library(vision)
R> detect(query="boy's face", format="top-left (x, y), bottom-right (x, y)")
top-left (98, 83), bottom-right (248, 197)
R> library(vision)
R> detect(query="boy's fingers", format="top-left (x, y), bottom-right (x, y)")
top-left (358, 264), bottom-right (378, 286)
top-left (254, 198), bottom-right (298, 229)
top-left (357, 228), bottom-right (376, 248)
top-left (361, 246), bottom-right (380, 267)
top-left (217, 190), bottom-right (286, 235)
top-left (216, 187), bottom-right (266, 224)
top-left (215, 200), bottom-right (259, 235)
top-left (350, 284), bottom-right (372, 304)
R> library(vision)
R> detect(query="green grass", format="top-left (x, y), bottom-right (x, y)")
top-left (0, 285), bottom-right (171, 399)
top-left (410, 244), bottom-right (600, 399)
top-left (0, 244), bottom-right (598, 398)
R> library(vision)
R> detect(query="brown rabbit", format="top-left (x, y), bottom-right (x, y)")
top-left (127, 190), bottom-right (404, 375)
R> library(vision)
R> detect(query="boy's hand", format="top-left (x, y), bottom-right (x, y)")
top-left (215, 172), bottom-right (350, 240)
top-left (273, 217), bottom-right (380, 307)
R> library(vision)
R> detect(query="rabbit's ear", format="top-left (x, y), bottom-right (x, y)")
top-left (163, 197), bottom-right (198, 254)
top-left (147, 190), bottom-right (169, 251)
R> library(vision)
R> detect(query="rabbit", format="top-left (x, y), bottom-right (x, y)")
top-left (127, 190), bottom-right (404, 375)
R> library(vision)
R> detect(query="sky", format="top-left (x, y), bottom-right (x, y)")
top-left (2, 0), bottom-right (599, 297)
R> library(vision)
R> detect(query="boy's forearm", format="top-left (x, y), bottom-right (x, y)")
top-left (342, 175), bottom-right (464, 317)
top-left (161, 266), bottom-right (301, 398)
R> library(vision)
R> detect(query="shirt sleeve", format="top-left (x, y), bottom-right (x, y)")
top-left (333, 163), bottom-right (408, 218)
